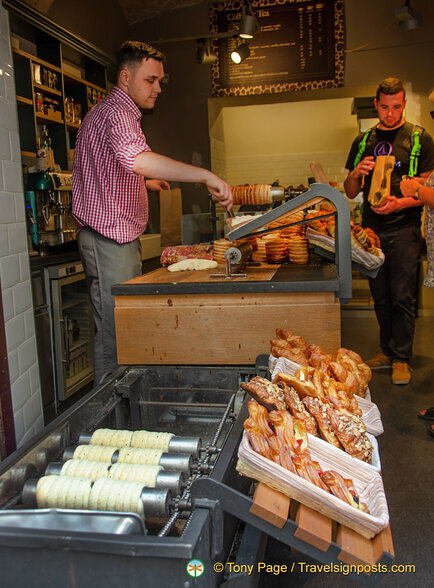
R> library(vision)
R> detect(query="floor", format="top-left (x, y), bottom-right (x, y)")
top-left (261, 309), bottom-right (434, 588)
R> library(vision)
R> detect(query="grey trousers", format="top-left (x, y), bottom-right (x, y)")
top-left (78, 228), bottom-right (142, 384)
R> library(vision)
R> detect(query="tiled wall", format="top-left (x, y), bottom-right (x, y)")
top-left (0, 5), bottom-right (43, 447)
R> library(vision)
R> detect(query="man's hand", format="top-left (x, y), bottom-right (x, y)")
top-left (400, 178), bottom-right (422, 198)
top-left (206, 174), bottom-right (233, 210)
top-left (353, 156), bottom-right (376, 179)
top-left (373, 194), bottom-right (423, 215)
top-left (146, 179), bottom-right (170, 192)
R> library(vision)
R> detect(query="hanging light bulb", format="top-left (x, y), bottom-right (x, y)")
top-left (196, 39), bottom-right (217, 65)
top-left (231, 41), bottom-right (250, 64)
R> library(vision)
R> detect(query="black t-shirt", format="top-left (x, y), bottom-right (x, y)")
top-left (345, 121), bottom-right (434, 231)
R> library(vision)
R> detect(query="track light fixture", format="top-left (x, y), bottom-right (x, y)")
top-left (395, 0), bottom-right (422, 30)
top-left (196, 39), bottom-right (217, 65)
top-left (231, 41), bottom-right (250, 64)
top-left (239, 1), bottom-right (257, 39)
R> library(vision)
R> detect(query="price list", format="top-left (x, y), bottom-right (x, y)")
top-left (211, 0), bottom-right (344, 96)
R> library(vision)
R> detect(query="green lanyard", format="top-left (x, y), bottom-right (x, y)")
top-left (408, 130), bottom-right (421, 178)
top-left (353, 128), bottom-right (373, 167)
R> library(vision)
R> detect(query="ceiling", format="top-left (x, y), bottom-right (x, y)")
top-left (28, 0), bottom-right (207, 25)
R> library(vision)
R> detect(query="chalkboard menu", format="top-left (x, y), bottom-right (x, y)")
top-left (209, 0), bottom-right (344, 97)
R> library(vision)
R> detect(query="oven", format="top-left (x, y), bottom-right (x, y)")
top-left (44, 261), bottom-right (94, 404)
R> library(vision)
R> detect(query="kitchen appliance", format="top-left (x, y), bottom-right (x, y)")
top-left (0, 363), bottom-right (393, 587)
top-left (44, 260), bottom-right (94, 404)
top-left (25, 171), bottom-right (75, 250)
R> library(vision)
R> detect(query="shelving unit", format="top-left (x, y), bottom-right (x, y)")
top-left (7, 0), bottom-right (115, 172)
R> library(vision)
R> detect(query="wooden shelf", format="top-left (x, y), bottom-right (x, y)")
top-left (36, 112), bottom-right (64, 124)
top-left (12, 48), bottom-right (62, 72)
top-left (16, 95), bottom-right (33, 106)
top-left (66, 122), bottom-right (81, 131)
top-left (63, 71), bottom-right (106, 94)
top-left (21, 151), bottom-right (36, 159)
top-left (33, 82), bottom-right (62, 96)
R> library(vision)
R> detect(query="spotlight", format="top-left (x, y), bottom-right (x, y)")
top-left (231, 41), bottom-right (250, 64)
top-left (395, 1), bottom-right (422, 31)
top-left (239, 2), bottom-right (257, 39)
top-left (196, 39), bottom-right (217, 65)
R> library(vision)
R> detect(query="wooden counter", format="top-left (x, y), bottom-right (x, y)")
top-left (113, 258), bottom-right (341, 365)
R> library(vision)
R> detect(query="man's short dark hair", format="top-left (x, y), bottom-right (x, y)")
top-left (116, 41), bottom-right (166, 79)
top-left (376, 78), bottom-right (406, 101)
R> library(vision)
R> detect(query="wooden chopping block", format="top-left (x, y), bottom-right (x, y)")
top-left (368, 155), bottom-right (395, 207)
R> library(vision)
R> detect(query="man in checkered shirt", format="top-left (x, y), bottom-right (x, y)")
top-left (73, 41), bottom-right (232, 384)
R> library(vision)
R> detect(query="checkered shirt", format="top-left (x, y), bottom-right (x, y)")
top-left (72, 86), bottom-right (151, 243)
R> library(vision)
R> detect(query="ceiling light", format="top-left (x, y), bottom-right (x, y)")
top-left (395, 1), bottom-right (422, 30)
top-left (239, 3), bottom-right (257, 39)
top-left (196, 39), bottom-right (217, 65)
top-left (231, 42), bottom-right (250, 64)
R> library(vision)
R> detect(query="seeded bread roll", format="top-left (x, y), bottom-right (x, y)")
top-left (36, 475), bottom-right (92, 509)
top-left (61, 459), bottom-right (111, 480)
top-left (73, 445), bottom-right (118, 463)
top-left (90, 429), bottom-right (133, 448)
top-left (117, 447), bottom-right (164, 466)
top-left (130, 431), bottom-right (174, 451)
top-left (108, 463), bottom-right (162, 486)
top-left (89, 478), bottom-right (144, 517)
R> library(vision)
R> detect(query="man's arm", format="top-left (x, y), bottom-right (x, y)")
top-left (343, 156), bottom-right (376, 199)
top-left (133, 151), bottom-right (233, 209)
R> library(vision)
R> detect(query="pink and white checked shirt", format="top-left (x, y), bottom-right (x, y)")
top-left (72, 86), bottom-right (151, 243)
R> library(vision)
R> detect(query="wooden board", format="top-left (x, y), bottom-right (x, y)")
top-left (123, 265), bottom-right (279, 284)
top-left (294, 504), bottom-right (332, 552)
top-left (115, 291), bottom-right (340, 365)
top-left (250, 482), bottom-right (290, 529)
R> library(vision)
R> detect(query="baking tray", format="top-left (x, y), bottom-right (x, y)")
top-left (0, 508), bottom-right (146, 535)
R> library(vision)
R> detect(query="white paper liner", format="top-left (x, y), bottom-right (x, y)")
top-left (268, 356), bottom-right (383, 436)
top-left (306, 227), bottom-right (385, 270)
top-left (237, 431), bottom-right (389, 538)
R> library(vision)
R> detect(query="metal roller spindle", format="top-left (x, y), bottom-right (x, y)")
top-left (79, 432), bottom-right (201, 458)
top-left (140, 488), bottom-right (172, 518)
top-left (45, 462), bottom-right (63, 475)
top-left (225, 242), bottom-right (252, 265)
top-left (22, 479), bottom-right (38, 507)
top-left (78, 434), bottom-right (92, 445)
top-left (62, 447), bottom-right (119, 463)
top-left (159, 453), bottom-right (192, 474)
top-left (167, 437), bottom-right (201, 458)
top-left (155, 471), bottom-right (183, 496)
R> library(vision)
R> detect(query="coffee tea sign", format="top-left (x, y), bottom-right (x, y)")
top-left (209, 0), bottom-right (344, 96)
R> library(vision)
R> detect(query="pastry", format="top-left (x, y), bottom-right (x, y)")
top-left (302, 397), bottom-right (343, 449)
top-left (320, 470), bottom-right (369, 513)
top-left (241, 377), bottom-right (287, 411)
top-left (326, 407), bottom-right (373, 463)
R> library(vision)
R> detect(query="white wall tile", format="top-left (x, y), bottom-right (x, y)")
top-left (19, 251), bottom-right (30, 282)
top-left (29, 363), bottom-right (41, 394)
top-left (8, 221), bottom-right (27, 254)
top-left (1, 285), bottom-right (13, 321)
top-left (0, 126), bottom-right (10, 159)
top-left (18, 338), bottom-right (37, 374)
top-left (0, 96), bottom-right (18, 132)
top-left (2, 160), bottom-right (23, 192)
top-left (24, 392), bottom-right (43, 431)
top-left (10, 371), bottom-right (30, 411)
top-left (23, 307), bottom-right (36, 339)
top-left (7, 347), bottom-right (18, 382)
top-left (12, 279), bottom-right (32, 314)
top-left (14, 193), bottom-right (25, 222)
top-left (0, 192), bottom-right (17, 223)
top-left (0, 223), bottom-right (8, 256)
top-left (9, 131), bottom-right (21, 162)
top-left (0, 253), bottom-right (20, 288)
top-left (13, 409), bottom-right (24, 445)
top-left (5, 313), bottom-right (25, 352)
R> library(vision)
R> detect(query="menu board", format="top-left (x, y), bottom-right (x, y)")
top-left (209, 0), bottom-right (344, 97)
